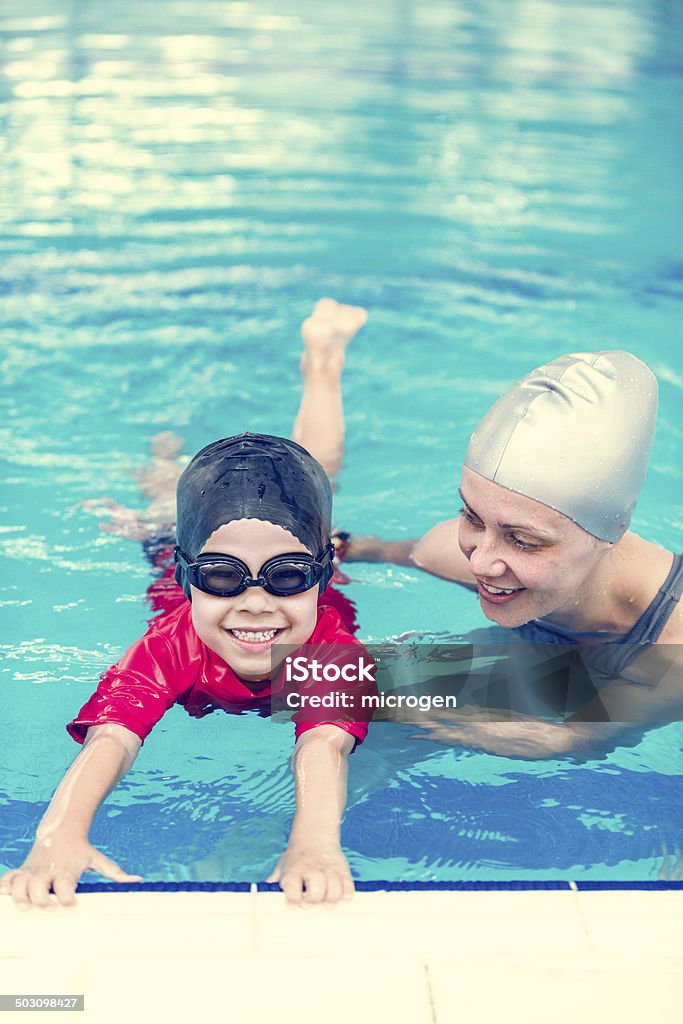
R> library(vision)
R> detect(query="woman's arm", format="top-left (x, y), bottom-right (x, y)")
top-left (412, 708), bottom-right (635, 759)
top-left (0, 723), bottom-right (143, 909)
top-left (267, 725), bottom-right (355, 905)
top-left (411, 647), bottom-right (683, 760)
top-left (345, 518), bottom-right (477, 588)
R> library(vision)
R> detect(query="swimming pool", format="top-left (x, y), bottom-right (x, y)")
top-left (1, 0), bottom-right (681, 884)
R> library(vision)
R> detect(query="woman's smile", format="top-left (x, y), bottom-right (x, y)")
top-left (459, 467), bottom-right (612, 628)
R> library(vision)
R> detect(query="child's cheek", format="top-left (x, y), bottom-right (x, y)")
top-left (295, 591), bottom-right (320, 641)
top-left (189, 593), bottom-right (221, 642)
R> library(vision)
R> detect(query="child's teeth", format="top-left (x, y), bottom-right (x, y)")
top-left (232, 629), bottom-right (278, 642)
top-left (483, 583), bottom-right (519, 595)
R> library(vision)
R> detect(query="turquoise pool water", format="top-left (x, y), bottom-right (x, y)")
top-left (1, 0), bottom-right (681, 883)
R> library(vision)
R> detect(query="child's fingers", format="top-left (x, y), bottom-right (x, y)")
top-left (1, 871), bottom-right (46, 909)
top-left (52, 872), bottom-right (79, 907)
top-left (26, 875), bottom-right (56, 910)
top-left (319, 869), bottom-right (354, 904)
top-left (90, 851), bottom-right (142, 884)
top-left (321, 870), bottom-right (344, 905)
top-left (7, 874), bottom-right (32, 909)
top-left (266, 866), bottom-right (282, 884)
top-left (0, 870), bottom-right (20, 894)
top-left (277, 866), bottom-right (354, 905)
top-left (300, 870), bottom-right (326, 905)
top-left (342, 873), bottom-right (355, 900)
top-left (279, 871), bottom-right (305, 905)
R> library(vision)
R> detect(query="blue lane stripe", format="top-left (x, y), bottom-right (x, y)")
top-left (75, 880), bottom-right (683, 893)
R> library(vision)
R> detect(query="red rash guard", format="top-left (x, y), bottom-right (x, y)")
top-left (66, 601), bottom-right (371, 748)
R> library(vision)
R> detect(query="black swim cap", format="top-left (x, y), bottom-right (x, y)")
top-left (175, 433), bottom-right (333, 596)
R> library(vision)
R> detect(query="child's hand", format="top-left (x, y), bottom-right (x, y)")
top-left (267, 845), bottom-right (354, 906)
top-left (0, 835), bottom-right (142, 910)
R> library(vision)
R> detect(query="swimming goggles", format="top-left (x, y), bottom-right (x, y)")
top-left (174, 544), bottom-right (333, 598)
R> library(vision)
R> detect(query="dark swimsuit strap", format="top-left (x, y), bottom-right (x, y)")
top-left (621, 552), bottom-right (683, 645)
top-left (593, 552), bottom-right (683, 679)
top-left (517, 553), bottom-right (683, 680)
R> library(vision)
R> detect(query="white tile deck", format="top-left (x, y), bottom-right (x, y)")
top-left (1, 890), bottom-right (681, 1023)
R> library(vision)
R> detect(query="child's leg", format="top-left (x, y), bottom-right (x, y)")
top-left (291, 298), bottom-right (367, 486)
top-left (84, 301), bottom-right (366, 539)
top-left (81, 432), bottom-right (185, 542)
top-left (135, 431), bottom-right (186, 525)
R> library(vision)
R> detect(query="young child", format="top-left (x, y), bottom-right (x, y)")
top-left (1, 300), bottom-right (370, 910)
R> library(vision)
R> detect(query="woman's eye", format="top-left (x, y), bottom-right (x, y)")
top-left (459, 505), bottom-right (541, 550)
top-left (510, 535), bottom-right (541, 552)
top-left (458, 506), bottom-right (481, 526)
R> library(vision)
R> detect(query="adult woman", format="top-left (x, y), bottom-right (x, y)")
top-left (345, 351), bottom-right (683, 757)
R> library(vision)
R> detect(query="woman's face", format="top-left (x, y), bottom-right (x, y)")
top-left (458, 466), bottom-right (611, 628)
top-left (190, 518), bottom-right (319, 681)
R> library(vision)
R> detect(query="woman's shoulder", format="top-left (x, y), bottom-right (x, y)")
top-left (616, 533), bottom-right (682, 641)
top-left (615, 533), bottom-right (675, 594)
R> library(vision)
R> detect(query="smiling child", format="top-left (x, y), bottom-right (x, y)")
top-left (1, 300), bottom-right (372, 909)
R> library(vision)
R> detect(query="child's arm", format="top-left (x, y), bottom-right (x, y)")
top-left (267, 725), bottom-right (355, 905)
top-left (0, 723), bottom-right (143, 910)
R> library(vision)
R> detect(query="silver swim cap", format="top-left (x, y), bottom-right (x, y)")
top-left (464, 351), bottom-right (658, 542)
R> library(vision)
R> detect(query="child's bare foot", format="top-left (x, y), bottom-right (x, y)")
top-left (300, 298), bottom-right (368, 370)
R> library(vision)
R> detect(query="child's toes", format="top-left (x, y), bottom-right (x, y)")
top-left (312, 297), bottom-right (338, 318)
